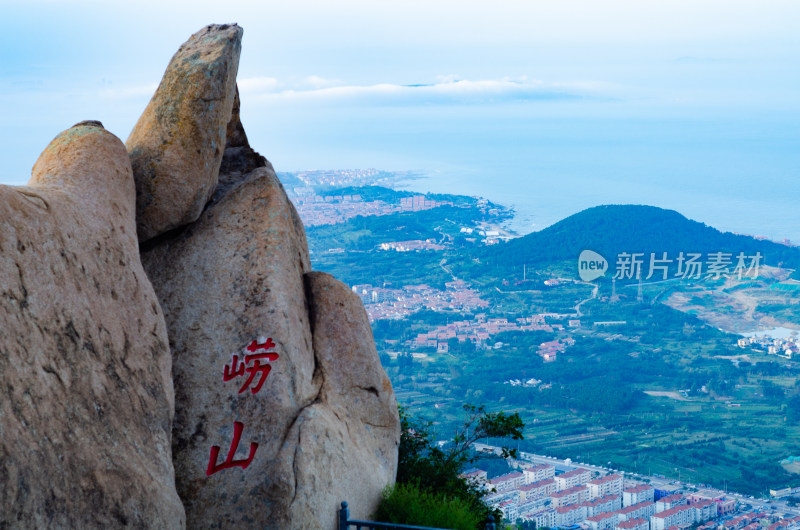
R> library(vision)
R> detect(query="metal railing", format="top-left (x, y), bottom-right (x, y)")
top-left (338, 501), bottom-right (497, 530)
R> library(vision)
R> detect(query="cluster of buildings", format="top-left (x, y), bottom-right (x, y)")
top-left (538, 338), bottom-right (577, 362)
top-left (287, 168), bottom-right (386, 189)
top-left (406, 313), bottom-right (571, 353)
top-left (715, 511), bottom-right (800, 530)
top-left (291, 193), bottom-right (454, 227)
top-left (737, 335), bottom-right (799, 359)
top-left (351, 280), bottom-right (489, 321)
top-left (462, 463), bottom-right (737, 530)
top-left (378, 239), bottom-right (447, 252)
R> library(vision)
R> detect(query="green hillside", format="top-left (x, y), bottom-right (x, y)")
top-left (474, 204), bottom-right (800, 279)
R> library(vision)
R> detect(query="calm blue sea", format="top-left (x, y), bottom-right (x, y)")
top-left (259, 99), bottom-right (800, 244)
top-left (389, 110), bottom-right (800, 243)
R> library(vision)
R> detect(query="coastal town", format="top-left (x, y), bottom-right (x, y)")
top-left (291, 191), bottom-right (456, 227)
top-left (464, 447), bottom-right (800, 530)
top-left (283, 168), bottom-right (800, 510)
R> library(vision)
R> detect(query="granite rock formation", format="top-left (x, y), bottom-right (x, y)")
top-left (0, 22), bottom-right (399, 529)
top-left (134, 24), bottom-right (400, 528)
top-left (140, 125), bottom-right (399, 530)
top-left (127, 23), bottom-right (242, 242)
top-left (0, 122), bottom-right (185, 527)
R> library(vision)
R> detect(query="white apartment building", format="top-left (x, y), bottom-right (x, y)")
top-left (616, 517), bottom-right (649, 530)
top-left (529, 509), bottom-right (556, 529)
top-left (551, 485), bottom-right (590, 507)
top-left (489, 471), bottom-right (525, 493)
top-left (691, 499), bottom-right (716, 522)
top-left (588, 474), bottom-right (623, 499)
top-left (523, 463), bottom-right (556, 483)
top-left (623, 485), bottom-right (655, 507)
top-left (617, 501), bottom-right (656, 522)
top-left (518, 479), bottom-right (556, 501)
top-left (655, 494), bottom-right (686, 513)
top-left (651, 504), bottom-right (696, 530)
top-left (586, 512), bottom-right (620, 530)
top-left (555, 468), bottom-right (592, 491)
top-left (582, 494), bottom-right (622, 517)
top-left (555, 504), bottom-right (588, 527)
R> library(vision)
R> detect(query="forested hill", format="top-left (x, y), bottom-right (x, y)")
top-left (476, 204), bottom-right (800, 279)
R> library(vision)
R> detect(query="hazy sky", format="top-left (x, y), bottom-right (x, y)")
top-left (2, 0), bottom-right (799, 238)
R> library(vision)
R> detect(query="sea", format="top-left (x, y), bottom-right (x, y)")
top-left (261, 100), bottom-right (800, 244)
top-left (388, 111), bottom-right (800, 243)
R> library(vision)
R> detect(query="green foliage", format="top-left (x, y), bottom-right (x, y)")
top-left (323, 185), bottom-right (415, 202)
top-left (387, 405), bottom-right (524, 529)
top-left (468, 204), bottom-right (800, 279)
top-left (761, 380), bottom-right (785, 401)
top-left (787, 394), bottom-right (800, 424)
top-left (375, 482), bottom-right (481, 530)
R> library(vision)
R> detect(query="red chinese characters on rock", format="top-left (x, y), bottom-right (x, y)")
top-left (222, 337), bottom-right (279, 394)
top-left (206, 421), bottom-right (258, 476)
top-left (207, 337), bottom-right (278, 477)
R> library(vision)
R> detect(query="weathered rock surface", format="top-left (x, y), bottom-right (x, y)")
top-left (141, 158), bottom-right (400, 528)
top-left (0, 122), bottom-right (185, 528)
top-left (127, 23), bottom-right (242, 242)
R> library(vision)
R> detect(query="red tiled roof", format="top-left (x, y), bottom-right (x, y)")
top-left (653, 504), bottom-right (693, 519)
top-left (624, 485), bottom-right (653, 494)
top-left (552, 485), bottom-right (588, 498)
top-left (590, 474), bottom-right (622, 485)
top-left (617, 518), bottom-right (648, 529)
top-left (489, 471), bottom-right (524, 484)
top-left (587, 512), bottom-right (618, 522)
top-left (559, 468), bottom-right (591, 479)
top-left (618, 501), bottom-right (654, 515)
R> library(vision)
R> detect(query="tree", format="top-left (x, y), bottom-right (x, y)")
top-left (391, 404), bottom-right (524, 528)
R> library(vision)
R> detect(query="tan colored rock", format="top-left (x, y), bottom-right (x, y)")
top-left (142, 164), bottom-right (400, 528)
top-left (127, 23), bottom-right (242, 242)
top-left (286, 271), bottom-right (400, 528)
top-left (0, 121), bottom-right (185, 528)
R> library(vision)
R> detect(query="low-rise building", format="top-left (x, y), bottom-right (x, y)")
top-left (617, 501), bottom-right (656, 522)
top-left (651, 504), bottom-right (696, 530)
top-left (624, 485), bottom-right (655, 507)
top-left (555, 468), bottom-right (592, 491)
top-left (489, 471), bottom-right (525, 493)
top-left (691, 499), bottom-right (716, 522)
top-left (460, 468), bottom-right (488, 484)
top-left (616, 518), bottom-right (649, 530)
top-left (588, 474), bottom-right (623, 499)
top-left (654, 485), bottom-right (682, 500)
top-left (518, 479), bottom-right (556, 501)
top-left (517, 497), bottom-right (550, 516)
top-left (529, 509), bottom-right (556, 529)
top-left (523, 463), bottom-right (556, 483)
top-left (552, 485), bottom-right (590, 507)
top-left (718, 499), bottom-right (737, 516)
top-left (498, 500), bottom-right (519, 524)
top-left (582, 494), bottom-right (623, 517)
top-left (655, 494), bottom-right (686, 513)
top-left (555, 504), bottom-right (588, 527)
top-left (586, 511), bottom-right (621, 530)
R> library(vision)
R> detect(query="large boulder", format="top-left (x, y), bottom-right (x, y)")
top-left (127, 23), bottom-right (242, 242)
top-left (0, 121), bottom-right (185, 528)
top-left (141, 160), bottom-right (400, 528)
